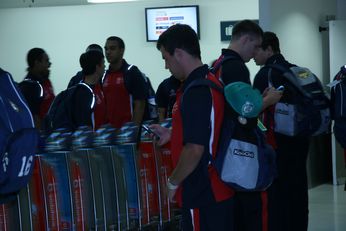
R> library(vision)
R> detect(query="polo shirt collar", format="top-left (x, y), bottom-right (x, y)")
top-left (182, 64), bottom-right (209, 91)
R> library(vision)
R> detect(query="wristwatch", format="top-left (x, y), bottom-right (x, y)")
top-left (167, 177), bottom-right (179, 190)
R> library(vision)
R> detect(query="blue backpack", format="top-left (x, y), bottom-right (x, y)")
top-left (0, 68), bottom-right (39, 203)
top-left (182, 76), bottom-right (277, 191)
top-left (330, 65), bottom-right (346, 148)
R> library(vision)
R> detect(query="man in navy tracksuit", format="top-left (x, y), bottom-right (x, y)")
top-left (151, 24), bottom-right (235, 231)
top-left (253, 31), bottom-right (310, 231)
top-left (18, 48), bottom-right (55, 130)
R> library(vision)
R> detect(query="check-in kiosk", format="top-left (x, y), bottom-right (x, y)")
top-left (113, 123), bottom-right (142, 230)
top-left (138, 122), bottom-right (160, 230)
top-left (38, 130), bottom-right (74, 231)
top-left (93, 125), bottom-right (128, 231)
top-left (68, 127), bottom-right (97, 230)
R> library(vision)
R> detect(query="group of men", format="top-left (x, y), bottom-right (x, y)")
top-left (151, 20), bottom-right (311, 231)
top-left (19, 36), bottom-right (152, 133)
top-left (11, 19), bottom-right (311, 231)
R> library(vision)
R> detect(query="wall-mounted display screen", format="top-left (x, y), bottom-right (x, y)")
top-left (145, 5), bottom-right (200, 42)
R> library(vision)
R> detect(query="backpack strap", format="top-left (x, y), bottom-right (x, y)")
top-left (180, 77), bottom-right (223, 117)
top-left (180, 76), bottom-right (225, 164)
top-left (122, 63), bottom-right (136, 91)
top-left (77, 82), bottom-right (96, 109)
top-left (20, 79), bottom-right (44, 98)
top-left (184, 77), bottom-right (223, 94)
top-left (210, 55), bottom-right (238, 76)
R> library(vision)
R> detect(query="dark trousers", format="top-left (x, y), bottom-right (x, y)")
top-left (181, 197), bottom-right (235, 231)
top-left (234, 191), bottom-right (269, 231)
top-left (269, 134), bottom-right (310, 231)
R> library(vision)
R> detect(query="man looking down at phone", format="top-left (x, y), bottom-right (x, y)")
top-left (150, 24), bottom-right (235, 231)
top-left (253, 31), bottom-right (311, 231)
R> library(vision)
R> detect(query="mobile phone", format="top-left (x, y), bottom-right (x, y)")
top-left (276, 85), bottom-right (285, 91)
top-left (142, 124), bottom-right (160, 139)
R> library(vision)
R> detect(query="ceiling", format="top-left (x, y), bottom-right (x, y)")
top-left (0, 0), bottom-right (89, 8)
top-left (0, 0), bottom-right (188, 9)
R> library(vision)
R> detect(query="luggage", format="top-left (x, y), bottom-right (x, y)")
top-left (0, 68), bottom-right (39, 203)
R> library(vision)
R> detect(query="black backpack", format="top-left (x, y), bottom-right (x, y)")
top-left (123, 64), bottom-right (158, 122)
top-left (141, 73), bottom-right (158, 121)
top-left (267, 64), bottom-right (331, 136)
top-left (44, 82), bottom-right (95, 134)
top-left (0, 68), bottom-right (39, 203)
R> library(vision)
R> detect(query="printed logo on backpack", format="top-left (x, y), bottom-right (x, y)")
top-left (0, 69), bottom-right (39, 203)
top-left (215, 118), bottom-right (277, 191)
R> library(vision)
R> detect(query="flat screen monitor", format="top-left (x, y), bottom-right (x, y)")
top-left (145, 5), bottom-right (200, 42)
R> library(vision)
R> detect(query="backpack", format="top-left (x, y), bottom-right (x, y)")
top-left (211, 55), bottom-right (239, 83)
top-left (182, 76), bottom-right (277, 191)
top-left (0, 69), bottom-right (39, 203)
top-left (141, 72), bottom-right (158, 121)
top-left (123, 64), bottom-right (158, 121)
top-left (45, 82), bottom-right (95, 134)
top-left (330, 65), bottom-right (346, 148)
top-left (267, 64), bottom-right (331, 136)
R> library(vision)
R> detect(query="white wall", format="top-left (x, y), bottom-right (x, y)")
top-left (259, 0), bottom-right (336, 86)
top-left (0, 0), bottom-right (259, 94)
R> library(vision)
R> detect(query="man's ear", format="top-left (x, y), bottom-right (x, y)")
top-left (34, 59), bottom-right (41, 66)
top-left (266, 46), bottom-right (274, 56)
top-left (173, 48), bottom-right (185, 61)
top-left (120, 47), bottom-right (125, 57)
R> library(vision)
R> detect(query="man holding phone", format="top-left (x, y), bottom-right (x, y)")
top-left (150, 24), bottom-right (235, 231)
top-left (253, 31), bottom-right (311, 231)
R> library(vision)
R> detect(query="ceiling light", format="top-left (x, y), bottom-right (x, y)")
top-left (87, 0), bottom-right (137, 3)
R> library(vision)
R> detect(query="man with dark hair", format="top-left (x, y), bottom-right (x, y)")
top-left (215, 19), bottom-right (263, 85)
top-left (103, 36), bottom-right (148, 128)
top-left (151, 24), bottom-right (235, 231)
top-left (67, 43), bottom-right (104, 88)
top-left (71, 50), bottom-right (106, 129)
top-left (212, 21), bottom-right (282, 231)
top-left (19, 48), bottom-right (55, 130)
top-left (155, 75), bottom-right (181, 121)
top-left (67, 44), bottom-right (107, 129)
top-left (215, 20), bottom-right (281, 108)
top-left (253, 31), bottom-right (310, 231)
top-left (51, 50), bottom-right (105, 131)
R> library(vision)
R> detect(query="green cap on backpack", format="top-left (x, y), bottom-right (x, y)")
top-left (224, 82), bottom-right (263, 118)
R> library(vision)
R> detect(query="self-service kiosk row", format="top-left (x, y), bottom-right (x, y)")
top-left (0, 119), bottom-right (181, 231)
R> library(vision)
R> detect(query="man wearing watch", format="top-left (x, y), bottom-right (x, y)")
top-left (151, 24), bottom-right (235, 231)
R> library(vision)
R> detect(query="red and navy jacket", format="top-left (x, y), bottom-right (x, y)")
top-left (102, 60), bottom-right (147, 128)
top-left (67, 71), bottom-right (108, 129)
top-left (171, 65), bottom-right (234, 208)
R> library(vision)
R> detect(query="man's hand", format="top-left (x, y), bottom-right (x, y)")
top-left (262, 87), bottom-right (283, 110)
top-left (149, 124), bottom-right (171, 146)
